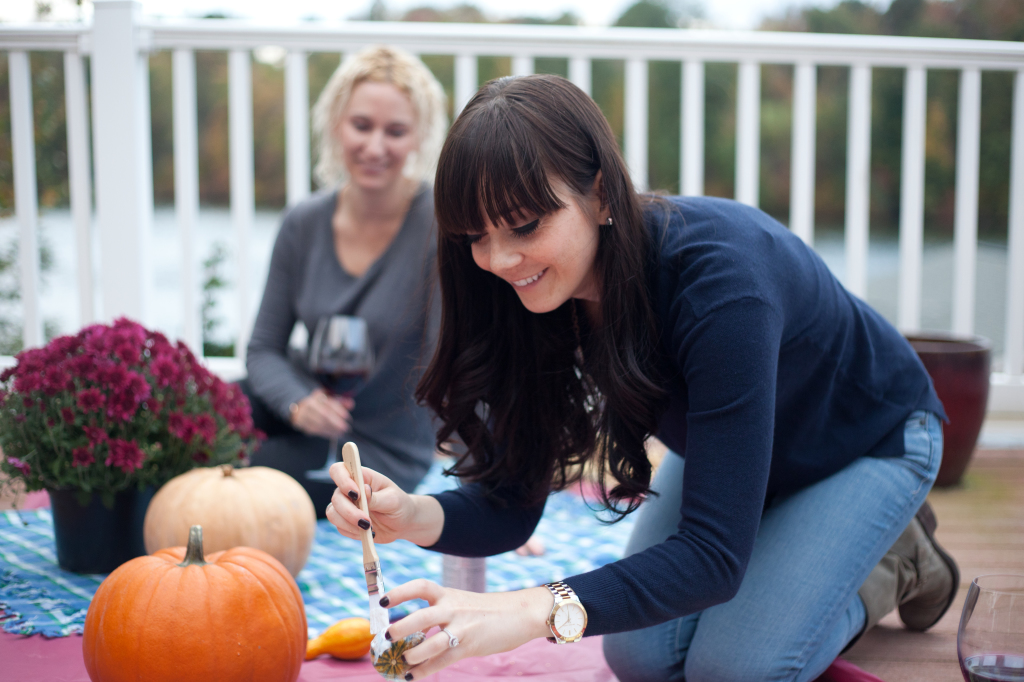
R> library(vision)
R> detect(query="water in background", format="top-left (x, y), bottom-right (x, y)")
top-left (0, 209), bottom-right (1010, 367)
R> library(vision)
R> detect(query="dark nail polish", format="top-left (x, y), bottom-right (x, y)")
top-left (358, 519), bottom-right (371, 530)
top-left (372, 530), bottom-right (377, 539)
top-left (384, 629), bottom-right (392, 641)
top-left (405, 674), bottom-right (414, 681)
top-left (347, 490), bottom-right (359, 502)
top-left (379, 596), bottom-right (390, 607)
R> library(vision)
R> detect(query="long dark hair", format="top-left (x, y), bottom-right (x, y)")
top-left (416, 74), bottom-right (667, 519)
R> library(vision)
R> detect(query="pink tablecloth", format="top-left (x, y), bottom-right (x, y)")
top-left (1, 629), bottom-right (883, 682)
top-left (1, 630), bottom-right (614, 682)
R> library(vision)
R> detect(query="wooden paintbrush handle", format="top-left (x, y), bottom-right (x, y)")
top-left (341, 441), bottom-right (379, 563)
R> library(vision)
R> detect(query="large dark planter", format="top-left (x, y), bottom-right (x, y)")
top-left (906, 333), bottom-right (991, 487)
top-left (48, 485), bottom-right (155, 573)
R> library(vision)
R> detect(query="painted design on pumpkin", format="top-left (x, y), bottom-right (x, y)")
top-left (371, 631), bottom-right (426, 680)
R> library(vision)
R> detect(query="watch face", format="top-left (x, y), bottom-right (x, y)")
top-left (553, 603), bottom-right (586, 639)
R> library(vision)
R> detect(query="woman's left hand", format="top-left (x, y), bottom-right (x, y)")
top-left (381, 579), bottom-right (553, 680)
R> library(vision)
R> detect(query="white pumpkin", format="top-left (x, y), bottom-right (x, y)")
top-left (144, 465), bottom-right (317, 576)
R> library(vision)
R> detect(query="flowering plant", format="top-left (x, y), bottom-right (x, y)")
top-left (0, 318), bottom-right (261, 506)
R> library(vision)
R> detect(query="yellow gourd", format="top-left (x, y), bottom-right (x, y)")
top-left (305, 617), bottom-right (374, 661)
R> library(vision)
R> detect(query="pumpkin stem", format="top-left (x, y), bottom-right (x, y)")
top-left (221, 464), bottom-right (234, 477)
top-left (179, 525), bottom-right (207, 567)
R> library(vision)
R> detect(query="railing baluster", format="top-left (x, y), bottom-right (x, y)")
top-left (90, 0), bottom-right (153, 324)
top-left (569, 56), bottom-right (591, 96)
top-left (229, 49), bottom-right (255, 361)
top-left (173, 48), bottom-right (201, 353)
top-left (681, 59), bottom-right (704, 197)
top-left (8, 51), bottom-right (42, 348)
top-left (790, 62), bottom-right (817, 246)
top-left (953, 67), bottom-right (981, 336)
top-left (512, 54), bottom-right (533, 77)
top-left (625, 57), bottom-right (648, 191)
top-left (455, 53), bottom-right (477, 116)
top-left (736, 60), bottom-right (761, 207)
top-left (286, 50), bottom-right (310, 206)
top-left (845, 64), bottom-right (872, 299)
top-left (1004, 69), bottom-right (1024, 377)
top-left (63, 50), bottom-right (94, 327)
top-left (898, 66), bottom-right (927, 332)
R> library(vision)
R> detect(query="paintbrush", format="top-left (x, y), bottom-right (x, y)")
top-left (341, 441), bottom-right (391, 656)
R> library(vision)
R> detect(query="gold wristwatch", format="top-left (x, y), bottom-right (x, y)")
top-left (544, 581), bottom-right (587, 644)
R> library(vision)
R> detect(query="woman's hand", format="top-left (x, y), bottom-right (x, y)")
top-left (290, 388), bottom-right (354, 439)
top-left (515, 535), bottom-right (546, 556)
top-left (380, 580), bottom-right (554, 680)
top-left (325, 462), bottom-right (445, 547)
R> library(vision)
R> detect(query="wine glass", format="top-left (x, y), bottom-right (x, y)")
top-left (305, 315), bottom-right (375, 482)
top-left (958, 574), bottom-right (1024, 681)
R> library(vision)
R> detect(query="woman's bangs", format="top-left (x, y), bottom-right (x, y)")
top-left (436, 105), bottom-right (564, 240)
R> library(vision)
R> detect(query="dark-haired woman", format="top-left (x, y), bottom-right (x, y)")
top-left (325, 74), bottom-right (959, 682)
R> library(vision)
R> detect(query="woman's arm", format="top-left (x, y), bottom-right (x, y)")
top-left (424, 482), bottom-right (547, 556)
top-left (325, 460), bottom-right (545, 551)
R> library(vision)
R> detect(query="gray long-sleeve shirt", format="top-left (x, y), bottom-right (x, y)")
top-left (246, 185), bottom-right (440, 490)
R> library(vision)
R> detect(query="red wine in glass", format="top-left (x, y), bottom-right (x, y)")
top-left (316, 369), bottom-right (370, 398)
top-left (958, 575), bottom-right (1024, 682)
top-left (960, 655), bottom-right (1024, 681)
top-left (306, 316), bottom-right (375, 482)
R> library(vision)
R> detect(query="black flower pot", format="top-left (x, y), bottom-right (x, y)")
top-left (48, 485), bottom-right (156, 573)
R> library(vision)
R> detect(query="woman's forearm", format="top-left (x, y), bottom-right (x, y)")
top-left (405, 494), bottom-right (445, 547)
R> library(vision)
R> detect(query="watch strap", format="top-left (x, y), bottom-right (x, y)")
top-left (545, 581), bottom-right (578, 605)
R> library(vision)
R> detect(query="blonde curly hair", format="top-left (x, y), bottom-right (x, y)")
top-left (312, 45), bottom-right (448, 188)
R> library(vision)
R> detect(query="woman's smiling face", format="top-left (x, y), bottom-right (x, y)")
top-left (335, 81), bottom-right (419, 192)
top-left (467, 175), bottom-right (608, 313)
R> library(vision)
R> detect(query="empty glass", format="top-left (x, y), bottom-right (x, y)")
top-left (305, 315), bottom-right (375, 482)
top-left (958, 574), bottom-right (1024, 681)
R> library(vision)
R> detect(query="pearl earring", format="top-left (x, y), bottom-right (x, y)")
top-left (604, 217), bottom-right (613, 227)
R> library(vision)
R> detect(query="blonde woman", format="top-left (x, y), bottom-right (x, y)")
top-left (242, 46), bottom-right (448, 516)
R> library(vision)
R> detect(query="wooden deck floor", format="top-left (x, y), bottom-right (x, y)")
top-left (843, 448), bottom-right (1024, 681)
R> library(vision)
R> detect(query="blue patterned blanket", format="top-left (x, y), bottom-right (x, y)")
top-left (0, 463), bottom-right (634, 638)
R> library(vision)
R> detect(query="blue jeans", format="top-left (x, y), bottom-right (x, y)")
top-left (603, 411), bottom-right (943, 682)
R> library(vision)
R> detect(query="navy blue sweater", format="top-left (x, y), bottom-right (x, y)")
top-left (426, 197), bottom-right (944, 636)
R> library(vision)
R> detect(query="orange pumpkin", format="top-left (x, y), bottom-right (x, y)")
top-left (305, 617), bottom-right (374, 660)
top-left (83, 526), bottom-right (306, 682)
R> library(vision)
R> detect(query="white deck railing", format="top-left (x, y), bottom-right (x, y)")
top-left (2, 0), bottom-right (1024, 408)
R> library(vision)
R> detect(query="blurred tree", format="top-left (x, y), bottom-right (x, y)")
top-left (150, 51), bottom-right (174, 206)
top-left (508, 12), bottom-right (580, 25)
top-left (1, 0), bottom-right (1019, 240)
top-left (614, 1), bottom-right (692, 193)
top-left (195, 51), bottom-right (230, 206)
top-left (253, 54), bottom-right (287, 208)
top-left (615, 0), bottom-right (705, 29)
top-left (762, 0), bottom-right (1021, 239)
top-left (704, 62), bottom-right (736, 200)
top-left (0, 52), bottom-right (69, 216)
top-left (401, 4), bottom-right (487, 23)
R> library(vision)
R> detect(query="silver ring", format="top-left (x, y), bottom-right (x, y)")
top-left (441, 627), bottom-right (459, 649)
